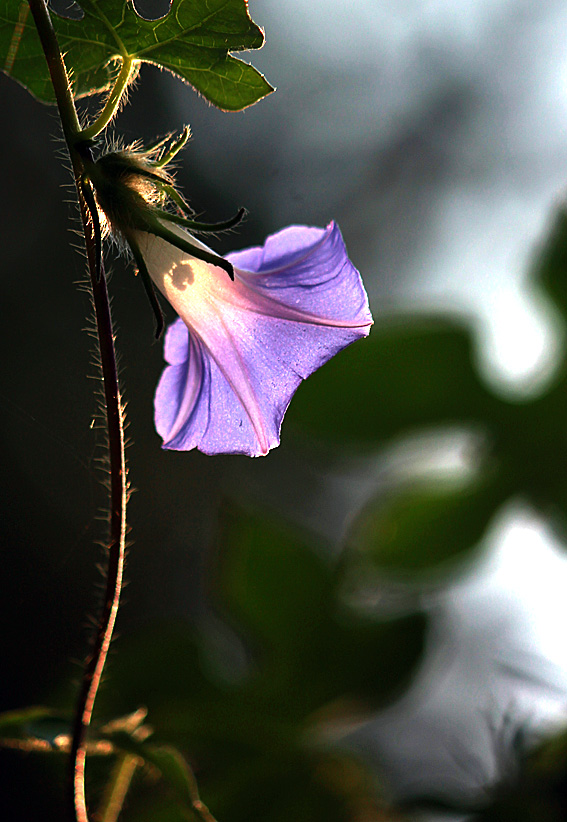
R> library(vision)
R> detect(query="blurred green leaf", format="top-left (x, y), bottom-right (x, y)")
top-left (287, 317), bottom-right (500, 447)
top-left (317, 609), bottom-right (427, 708)
top-left (348, 469), bottom-right (508, 577)
top-left (217, 506), bottom-right (427, 712)
top-left (0, 706), bottom-right (52, 735)
top-left (287, 205), bottom-right (567, 548)
top-left (93, 504), bottom-right (425, 822)
top-left (218, 507), bottom-right (332, 659)
top-left (1, 0), bottom-right (273, 110)
top-left (0, 706), bottom-right (70, 746)
top-left (96, 626), bottom-right (217, 720)
top-left (535, 208), bottom-right (567, 328)
top-left (118, 740), bottom-right (388, 822)
top-left (121, 796), bottom-right (187, 822)
top-left (104, 732), bottom-right (211, 821)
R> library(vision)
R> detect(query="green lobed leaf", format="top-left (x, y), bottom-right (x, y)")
top-left (0, 0), bottom-right (273, 110)
top-left (347, 470), bottom-right (508, 577)
top-left (287, 316), bottom-right (501, 447)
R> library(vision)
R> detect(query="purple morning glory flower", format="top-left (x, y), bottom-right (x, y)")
top-left (135, 221), bottom-right (373, 456)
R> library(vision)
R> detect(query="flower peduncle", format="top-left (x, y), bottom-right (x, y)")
top-left (80, 56), bottom-right (137, 142)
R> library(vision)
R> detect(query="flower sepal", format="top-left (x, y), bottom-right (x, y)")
top-left (82, 132), bottom-right (245, 335)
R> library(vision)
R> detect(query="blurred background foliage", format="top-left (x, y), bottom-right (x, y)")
top-left (2, 1), bottom-right (567, 821)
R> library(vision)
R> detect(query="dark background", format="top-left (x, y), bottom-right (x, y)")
top-left (3, 1), bottom-right (567, 819)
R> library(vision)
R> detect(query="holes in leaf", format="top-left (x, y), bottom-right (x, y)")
top-left (132, 0), bottom-right (172, 21)
top-left (48, 0), bottom-right (84, 21)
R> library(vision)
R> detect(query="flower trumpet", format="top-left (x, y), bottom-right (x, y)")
top-left (84, 134), bottom-right (373, 456)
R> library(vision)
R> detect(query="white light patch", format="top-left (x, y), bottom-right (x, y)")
top-left (477, 283), bottom-right (563, 395)
top-left (452, 504), bottom-right (567, 710)
top-left (398, 186), bottom-right (566, 397)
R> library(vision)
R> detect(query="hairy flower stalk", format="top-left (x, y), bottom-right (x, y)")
top-left (86, 139), bottom-right (373, 456)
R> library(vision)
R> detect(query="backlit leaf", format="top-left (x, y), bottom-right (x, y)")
top-left (0, 0), bottom-right (273, 110)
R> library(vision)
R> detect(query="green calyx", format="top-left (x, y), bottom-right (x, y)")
top-left (85, 146), bottom-right (173, 238)
top-left (82, 131), bottom-right (246, 336)
top-left (86, 131), bottom-right (245, 244)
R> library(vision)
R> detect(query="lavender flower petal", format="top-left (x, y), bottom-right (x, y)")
top-left (143, 222), bottom-right (372, 456)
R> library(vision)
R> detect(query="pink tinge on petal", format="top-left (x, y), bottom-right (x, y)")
top-left (143, 222), bottom-right (373, 456)
top-left (229, 223), bottom-right (372, 328)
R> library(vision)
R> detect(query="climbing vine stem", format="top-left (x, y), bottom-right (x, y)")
top-left (27, 3), bottom-right (128, 822)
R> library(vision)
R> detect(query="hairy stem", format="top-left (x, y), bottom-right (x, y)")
top-left (28, 3), bottom-right (128, 821)
top-left (28, 0), bottom-right (80, 142)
